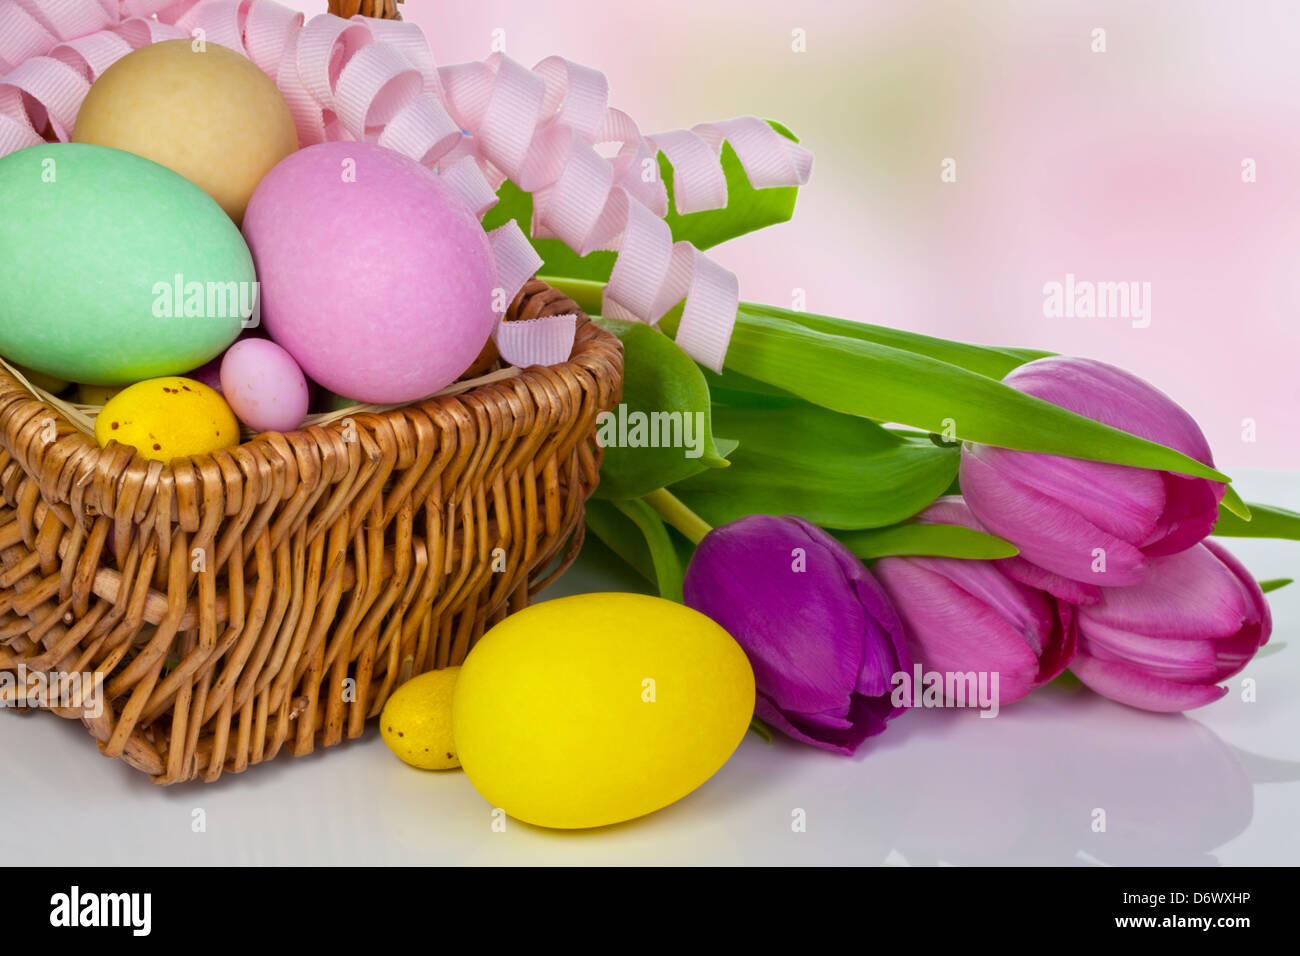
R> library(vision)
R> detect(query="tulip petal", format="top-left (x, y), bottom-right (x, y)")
top-left (1202, 540), bottom-right (1272, 678)
top-left (1044, 600), bottom-right (1077, 683)
top-left (684, 517), bottom-right (866, 715)
top-left (997, 356), bottom-right (1225, 560)
top-left (915, 555), bottom-right (1057, 657)
top-left (917, 495), bottom-right (1102, 604)
top-left (793, 707), bottom-right (855, 731)
top-left (1073, 540), bottom-right (1271, 701)
top-left (756, 691), bottom-right (899, 755)
top-left (1144, 473), bottom-right (1225, 556)
top-left (1070, 652), bottom-right (1229, 713)
top-left (854, 608), bottom-right (904, 698)
top-left (1080, 544), bottom-right (1252, 640)
top-left (971, 444), bottom-right (1165, 545)
top-left (874, 559), bottom-right (1044, 703)
top-left (784, 516), bottom-right (910, 697)
top-left (1077, 618), bottom-right (1221, 682)
top-left (996, 554), bottom-right (1102, 605)
top-left (908, 497), bottom-right (1068, 654)
top-left (1004, 357), bottom-right (1215, 466)
top-left (853, 574), bottom-right (910, 697)
top-left (1210, 627), bottom-right (1267, 681)
top-left (961, 446), bottom-right (1151, 587)
top-left (912, 495), bottom-right (980, 529)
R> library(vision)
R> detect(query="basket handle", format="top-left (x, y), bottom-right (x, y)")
top-left (327, 0), bottom-right (403, 18)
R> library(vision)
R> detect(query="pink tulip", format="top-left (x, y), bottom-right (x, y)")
top-left (960, 357), bottom-right (1225, 602)
top-left (874, 497), bottom-right (1076, 707)
top-left (1070, 540), bottom-right (1272, 712)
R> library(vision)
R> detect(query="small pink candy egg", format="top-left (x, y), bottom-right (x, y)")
top-left (241, 142), bottom-right (496, 404)
top-left (220, 338), bottom-right (309, 433)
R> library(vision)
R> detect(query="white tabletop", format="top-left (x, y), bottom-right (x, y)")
top-left (2, 469), bottom-right (1297, 866)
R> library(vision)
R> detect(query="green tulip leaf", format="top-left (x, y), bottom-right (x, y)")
top-left (482, 180), bottom-right (617, 281)
top-left (701, 365), bottom-right (805, 408)
top-left (673, 401), bottom-right (958, 529)
top-left (659, 121), bottom-right (804, 251)
top-left (591, 318), bottom-right (734, 499)
top-left (836, 523), bottom-right (1019, 561)
top-left (584, 499), bottom-right (695, 599)
top-left (740, 302), bottom-right (1053, 380)
top-left (611, 498), bottom-right (686, 603)
top-left (1259, 578), bottom-right (1294, 594)
top-left (749, 717), bottom-right (775, 743)
top-left (1220, 484), bottom-right (1252, 521)
top-left (542, 276), bottom-right (1050, 382)
top-left (703, 307), bottom-right (1228, 483)
top-left (481, 120), bottom-right (805, 282)
top-left (1213, 501), bottom-right (1300, 540)
top-left (542, 276), bottom-right (1229, 487)
top-left (584, 499), bottom-right (656, 582)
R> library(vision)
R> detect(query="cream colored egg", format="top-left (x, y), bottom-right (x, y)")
top-left (12, 364), bottom-right (69, 395)
top-left (73, 40), bottom-right (298, 224)
top-left (76, 383), bottom-right (124, 405)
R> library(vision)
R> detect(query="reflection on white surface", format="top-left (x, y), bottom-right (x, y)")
top-left (0, 471), bottom-right (1297, 866)
top-left (0, 680), bottom-right (1293, 866)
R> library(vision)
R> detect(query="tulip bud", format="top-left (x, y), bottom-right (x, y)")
top-left (1069, 540), bottom-right (1271, 712)
top-left (960, 356), bottom-right (1225, 600)
top-left (873, 497), bottom-right (1076, 707)
top-left (682, 514), bottom-right (910, 755)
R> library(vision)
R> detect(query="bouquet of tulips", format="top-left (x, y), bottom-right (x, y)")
top-left (494, 130), bottom-right (1296, 754)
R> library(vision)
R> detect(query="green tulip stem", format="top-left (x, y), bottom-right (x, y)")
top-left (642, 488), bottom-right (713, 545)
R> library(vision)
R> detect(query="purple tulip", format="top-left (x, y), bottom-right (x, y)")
top-left (873, 497), bottom-right (1077, 706)
top-left (1069, 539), bottom-right (1271, 712)
top-left (960, 356), bottom-right (1225, 601)
top-left (682, 515), bottom-right (910, 755)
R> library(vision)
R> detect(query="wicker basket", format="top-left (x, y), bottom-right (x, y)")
top-left (329, 0), bottom-right (403, 20)
top-left (0, 279), bottom-right (622, 783)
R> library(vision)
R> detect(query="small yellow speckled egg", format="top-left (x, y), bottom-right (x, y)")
top-left (72, 40), bottom-right (298, 224)
top-left (95, 377), bottom-right (239, 462)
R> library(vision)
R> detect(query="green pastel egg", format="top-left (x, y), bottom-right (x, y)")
top-left (0, 143), bottom-right (254, 386)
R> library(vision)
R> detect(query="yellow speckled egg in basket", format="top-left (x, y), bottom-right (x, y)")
top-left (72, 39), bottom-right (299, 224)
top-left (94, 377), bottom-right (239, 462)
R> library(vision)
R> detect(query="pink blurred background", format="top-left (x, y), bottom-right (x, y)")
top-left (294, 0), bottom-right (1300, 468)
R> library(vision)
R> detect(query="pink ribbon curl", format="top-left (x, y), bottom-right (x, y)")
top-left (0, 0), bottom-right (813, 372)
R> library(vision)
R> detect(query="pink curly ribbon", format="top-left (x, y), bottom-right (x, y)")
top-left (0, 0), bottom-right (813, 372)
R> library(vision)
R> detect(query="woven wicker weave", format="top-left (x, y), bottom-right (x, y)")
top-left (328, 0), bottom-right (402, 20)
top-left (0, 280), bottom-right (622, 782)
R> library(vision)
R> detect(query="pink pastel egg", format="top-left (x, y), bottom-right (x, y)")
top-left (241, 142), bottom-right (496, 403)
top-left (220, 338), bottom-right (309, 433)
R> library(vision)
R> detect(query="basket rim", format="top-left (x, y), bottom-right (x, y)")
top-left (0, 279), bottom-right (623, 520)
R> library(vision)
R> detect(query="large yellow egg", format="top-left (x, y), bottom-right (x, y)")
top-left (452, 593), bottom-right (755, 829)
top-left (94, 376), bottom-right (239, 461)
top-left (73, 40), bottom-right (298, 224)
